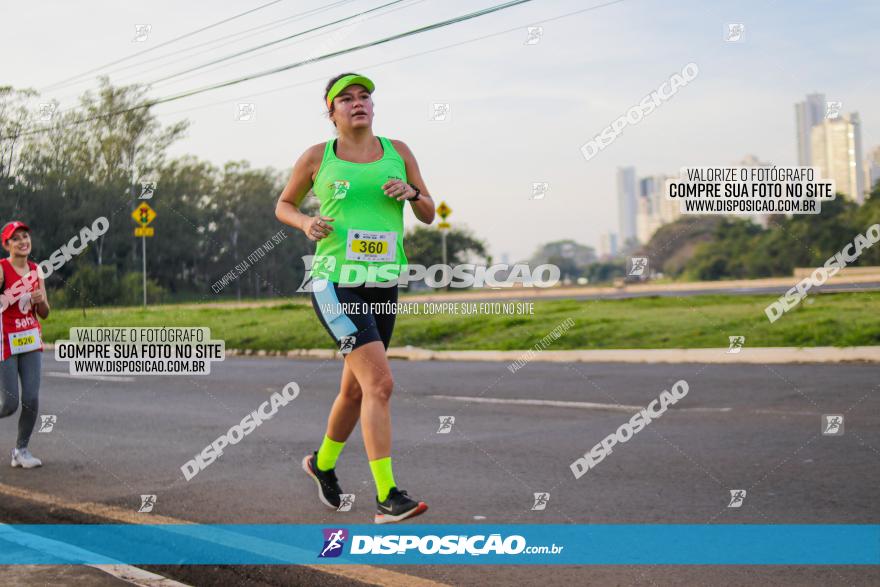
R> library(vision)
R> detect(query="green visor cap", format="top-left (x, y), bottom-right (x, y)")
top-left (326, 74), bottom-right (375, 108)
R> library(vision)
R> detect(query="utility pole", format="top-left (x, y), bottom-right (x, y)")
top-left (436, 201), bottom-right (452, 291)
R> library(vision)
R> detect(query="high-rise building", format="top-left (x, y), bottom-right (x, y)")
top-left (865, 146), bottom-right (880, 196)
top-left (598, 232), bottom-right (618, 260)
top-left (738, 155), bottom-right (773, 227)
top-left (636, 175), bottom-right (676, 243)
top-left (635, 190), bottom-right (656, 245)
top-left (795, 93), bottom-right (826, 166)
top-left (617, 167), bottom-right (637, 244)
top-left (810, 113), bottom-right (865, 203)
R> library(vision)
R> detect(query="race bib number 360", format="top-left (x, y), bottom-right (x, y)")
top-left (10, 328), bottom-right (41, 355)
top-left (345, 229), bottom-right (396, 262)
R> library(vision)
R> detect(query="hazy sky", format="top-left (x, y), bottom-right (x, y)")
top-left (4, 0), bottom-right (878, 262)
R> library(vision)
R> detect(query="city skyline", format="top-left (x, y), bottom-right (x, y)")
top-left (610, 91), bottom-right (876, 252)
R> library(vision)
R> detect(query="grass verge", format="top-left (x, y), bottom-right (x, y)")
top-left (39, 292), bottom-right (880, 351)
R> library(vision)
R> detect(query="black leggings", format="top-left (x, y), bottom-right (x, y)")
top-left (0, 350), bottom-right (42, 449)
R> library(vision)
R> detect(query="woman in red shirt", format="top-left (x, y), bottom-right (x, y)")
top-left (0, 221), bottom-right (50, 468)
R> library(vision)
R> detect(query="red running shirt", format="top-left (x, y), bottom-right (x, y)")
top-left (0, 258), bottom-right (44, 361)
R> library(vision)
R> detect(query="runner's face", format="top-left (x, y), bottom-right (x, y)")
top-left (4, 229), bottom-right (31, 257)
top-left (332, 85), bottom-right (373, 130)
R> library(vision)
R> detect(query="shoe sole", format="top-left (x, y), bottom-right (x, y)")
top-left (301, 455), bottom-right (340, 510)
top-left (374, 502), bottom-right (428, 524)
top-left (10, 459), bottom-right (41, 469)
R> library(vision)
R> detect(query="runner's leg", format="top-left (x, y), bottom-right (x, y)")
top-left (317, 360), bottom-right (362, 471)
top-left (0, 356), bottom-right (22, 419)
top-left (16, 351), bottom-right (41, 449)
top-left (326, 360), bottom-right (362, 439)
top-left (344, 340), bottom-right (396, 499)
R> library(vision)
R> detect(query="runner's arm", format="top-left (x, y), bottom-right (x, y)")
top-left (33, 275), bottom-right (49, 319)
top-left (392, 140), bottom-right (435, 225)
top-left (275, 144), bottom-right (324, 232)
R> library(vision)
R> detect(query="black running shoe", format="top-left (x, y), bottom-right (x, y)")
top-left (302, 451), bottom-right (343, 509)
top-left (374, 487), bottom-right (428, 524)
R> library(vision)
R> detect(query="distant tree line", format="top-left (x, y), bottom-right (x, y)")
top-left (0, 79), bottom-right (484, 308)
top-left (641, 184), bottom-right (880, 280)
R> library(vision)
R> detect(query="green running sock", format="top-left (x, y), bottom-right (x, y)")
top-left (369, 457), bottom-right (397, 502)
top-left (316, 435), bottom-right (345, 472)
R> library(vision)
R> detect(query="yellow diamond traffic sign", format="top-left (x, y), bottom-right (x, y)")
top-left (132, 202), bottom-right (156, 226)
top-left (437, 201), bottom-right (451, 219)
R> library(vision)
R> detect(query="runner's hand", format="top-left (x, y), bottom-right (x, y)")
top-left (305, 216), bottom-right (334, 241)
top-left (383, 179), bottom-right (414, 201)
top-left (31, 289), bottom-right (45, 306)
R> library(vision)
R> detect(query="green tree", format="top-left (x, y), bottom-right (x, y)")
top-left (404, 225), bottom-right (487, 267)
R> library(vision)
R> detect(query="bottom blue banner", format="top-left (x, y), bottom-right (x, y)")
top-left (0, 524), bottom-right (877, 565)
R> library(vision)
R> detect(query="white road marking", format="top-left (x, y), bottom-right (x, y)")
top-left (0, 524), bottom-right (190, 586)
top-left (0, 482), bottom-right (449, 587)
top-left (46, 371), bottom-right (135, 383)
top-left (91, 564), bottom-right (191, 587)
top-left (429, 394), bottom-right (732, 413)
top-left (753, 408), bottom-right (819, 416)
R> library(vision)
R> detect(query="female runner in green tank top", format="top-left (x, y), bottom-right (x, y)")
top-left (275, 73), bottom-right (435, 523)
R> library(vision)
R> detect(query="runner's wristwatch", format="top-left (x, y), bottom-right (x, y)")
top-left (406, 183), bottom-right (421, 201)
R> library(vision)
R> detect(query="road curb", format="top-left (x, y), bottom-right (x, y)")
top-left (44, 344), bottom-right (880, 363)
top-left (382, 346), bottom-right (880, 363)
top-left (187, 345), bottom-right (880, 363)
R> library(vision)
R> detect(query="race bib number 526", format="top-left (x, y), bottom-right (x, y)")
top-left (10, 328), bottom-right (41, 355)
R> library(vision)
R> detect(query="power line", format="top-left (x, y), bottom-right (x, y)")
top-left (39, 0), bottom-right (288, 93)
top-left (36, 0), bottom-right (424, 117)
top-left (152, 0), bottom-right (626, 121)
top-left (145, 0), bottom-right (410, 87)
top-left (9, 0), bottom-right (638, 142)
top-left (38, 0), bottom-right (360, 100)
top-left (143, 0), bottom-right (427, 93)
top-left (4, 0), bottom-right (538, 140)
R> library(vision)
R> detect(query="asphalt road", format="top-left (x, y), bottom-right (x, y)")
top-left (1, 356), bottom-right (878, 586)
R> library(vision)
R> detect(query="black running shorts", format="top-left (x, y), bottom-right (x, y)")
top-left (310, 280), bottom-right (398, 353)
